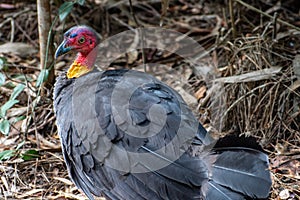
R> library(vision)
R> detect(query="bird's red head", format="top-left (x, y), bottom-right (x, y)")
top-left (55, 26), bottom-right (100, 79)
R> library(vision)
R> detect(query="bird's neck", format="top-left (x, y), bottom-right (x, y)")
top-left (67, 46), bottom-right (98, 79)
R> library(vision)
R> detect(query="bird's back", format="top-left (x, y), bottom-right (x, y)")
top-left (54, 69), bottom-right (271, 200)
top-left (54, 69), bottom-right (212, 200)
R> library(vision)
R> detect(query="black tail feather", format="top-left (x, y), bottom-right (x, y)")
top-left (212, 151), bottom-right (271, 198)
top-left (203, 180), bottom-right (245, 200)
top-left (202, 136), bottom-right (272, 200)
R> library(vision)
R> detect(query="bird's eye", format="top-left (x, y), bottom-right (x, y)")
top-left (78, 37), bottom-right (85, 44)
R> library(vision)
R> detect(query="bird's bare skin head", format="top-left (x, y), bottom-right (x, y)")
top-left (55, 26), bottom-right (100, 79)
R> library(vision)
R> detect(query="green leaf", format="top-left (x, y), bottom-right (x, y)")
top-left (11, 115), bottom-right (26, 123)
top-left (0, 99), bottom-right (19, 117)
top-left (10, 83), bottom-right (25, 100)
top-left (21, 149), bottom-right (40, 161)
top-left (58, 2), bottom-right (74, 21)
top-left (16, 140), bottom-right (25, 150)
top-left (0, 73), bottom-right (5, 86)
top-left (12, 74), bottom-right (32, 82)
top-left (4, 81), bottom-right (15, 89)
top-left (36, 69), bottom-right (49, 87)
top-left (0, 149), bottom-right (16, 161)
top-left (76, 0), bottom-right (85, 5)
top-left (0, 57), bottom-right (7, 70)
top-left (0, 119), bottom-right (10, 135)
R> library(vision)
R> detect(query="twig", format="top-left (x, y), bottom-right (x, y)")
top-left (27, 115), bottom-right (56, 135)
top-left (235, 0), bottom-right (300, 32)
top-left (128, 0), bottom-right (139, 27)
top-left (32, 105), bottom-right (40, 149)
top-left (272, 12), bottom-right (278, 41)
top-left (10, 18), bottom-right (14, 42)
top-left (33, 158), bottom-right (39, 188)
top-left (0, 17), bottom-right (15, 42)
top-left (0, 7), bottom-right (31, 42)
top-left (229, 0), bottom-right (236, 38)
top-left (222, 82), bottom-right (275, 118)
top-left (3, 7), bottom-right (30, 18)
top-left (128, 0), bottom-right (146, 72)
top-left (14, 21), bottom-right (38, 47)
top-left (111, 15), bottom-right (135, 31)
top-left (37, 0), bottom-right (55, 95)
top-left (139, 28), bottom-right (147, 72)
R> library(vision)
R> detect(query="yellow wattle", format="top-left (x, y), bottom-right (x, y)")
top-left (67, 61), bottom-right (91, 79)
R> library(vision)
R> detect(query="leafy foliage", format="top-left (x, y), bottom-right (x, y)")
top-left (0, 81), bottom-right (25, 135)
top-left (0, 149), bottom-right (16, 161)
top-left (21, 149), bottom-right (40, 161)
top-left (10, 84), bottom-right (25, 101)
top-left (0, 141), bottom-right (24, 161)
top-left (0, 73), bottom-right (5, 86)
top-left (0, 56), bottom-right (7, 70)
top-left (58, 0), bottom-right (85, 22)
top-left (0, 47), bottom-right (28, 135)
top-left (0, 57), bottom-right (7, 86)
top-left (0, 141), bottom-right (40, 162)
top-left (0, 119), bottom-right (10, 135)
top-left (58, 2), bottom-right (74, 21)
top-left (36, 68), bottom-right (49, 87)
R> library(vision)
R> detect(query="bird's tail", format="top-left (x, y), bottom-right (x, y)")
top-left (202, 136), bottom-right (272, 200)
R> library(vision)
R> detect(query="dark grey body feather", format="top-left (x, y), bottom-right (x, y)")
top-left (54, 69), bottom-right (271, 200)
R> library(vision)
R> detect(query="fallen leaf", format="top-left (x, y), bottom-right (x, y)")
top-left (194, 86), bottom-right (207, 100)
top-left (279, 189), bottom-right (290, 199)
top-left (292, 54), bottom-right (300, 80)
top-left (214, 67), bottom-right (282, 83)
top-left (16, 189), bottom-right (45, 198)
top-left (127, 50), bottom-right (138, 64)
top-left (290, 80), bottom-right (300, 91)
top-left (53, 177), bottom-right (74, 185)
top-left (0, 43), bottom-right (37, 57)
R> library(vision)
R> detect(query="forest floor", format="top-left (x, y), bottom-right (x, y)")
top-left (0, 0), bottom-right (300, 199)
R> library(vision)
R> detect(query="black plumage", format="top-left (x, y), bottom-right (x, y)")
top-left (54, 68), bottom-right (272, 200)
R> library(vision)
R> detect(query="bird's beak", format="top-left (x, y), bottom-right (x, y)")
top-left (55, 40), bottom-right (72, 58)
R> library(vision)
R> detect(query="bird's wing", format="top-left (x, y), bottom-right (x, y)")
top-left (54, 69), bottom-right (210, 200)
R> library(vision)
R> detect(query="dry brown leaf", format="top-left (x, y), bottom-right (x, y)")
top-left (0, 135), bottom-right (18, 148)
top-left (6, 107), bottom-right (27, 118)
top-left (16, 189), bottom-right (45, 198)
top-left (127, 50), bottom-right (138, 64)
top-left (0, 43), bottom-right (37, 57)
top-left (194, 86), bottom-right (207, 100)
top-left (214, 67), bottom-right (282, 83)
top-left (53, 177), bottom-right (74, 185)
top-left (290, 80), bottom-right (300, 91)
top-left (9, 120), bottom-right (24, 135)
